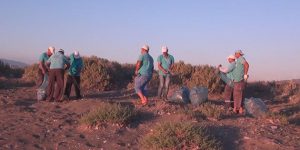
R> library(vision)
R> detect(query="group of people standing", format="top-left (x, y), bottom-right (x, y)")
top-left (37, 45), bottom-right (249, 114)
top-left (38, 47), bottom-right (84, 102)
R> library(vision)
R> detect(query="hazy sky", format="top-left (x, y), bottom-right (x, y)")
top-left (0, 0), bottom-right (299, 81)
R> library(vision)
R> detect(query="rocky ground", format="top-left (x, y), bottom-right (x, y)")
top-left (0, 79), bottom-right (299, 150)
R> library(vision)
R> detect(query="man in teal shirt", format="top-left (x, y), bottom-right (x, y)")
top-left (157, 46), bottom-right (175, 100)
top-left (134, 45), bottom-right (154, 105)
top-left (232, 50), bottom-right (249, 114)
top-left (46, 49), bottom-right (70, 102)
top-left (38, 46), bottom-right (55, 87)
top-left (218, 55), bottom-right (236, 109)
top-left (64, 51), bottom-right (84, 100)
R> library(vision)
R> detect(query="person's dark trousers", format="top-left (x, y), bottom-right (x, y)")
top-left (46, 69), bottom-right (65, 101)
top-left (223, 84), bottom-right (234, 109)
top-left (64, 75), bottom-right (81, 99)
top-left (157, 74), bottom-right (171, 99)
top-left (37, 69), bottom-right (45, 87)
top-left (233, 80), bottom-right (245, 110)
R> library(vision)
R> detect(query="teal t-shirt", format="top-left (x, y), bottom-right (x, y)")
top-left (47, 52), bottom-right (69, 69)
top-left (39, 52), bottom-right (49, 63)
top-left (69, 53), bottom-right (84, 76)
top-left (157, 54), bottom-right (175, 76)
top-left (232, 56), bottom-right (246, 82)
top-left (226, 62), bottom-right (236, 80)
top-left (138, 53), bottom-right (154, 76)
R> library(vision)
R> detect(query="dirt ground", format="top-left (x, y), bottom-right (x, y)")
top-left (0, 80), bottom-right (299, 150)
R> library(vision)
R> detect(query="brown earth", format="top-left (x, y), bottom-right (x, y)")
top-left (0, 79), bottom-right (300, 150)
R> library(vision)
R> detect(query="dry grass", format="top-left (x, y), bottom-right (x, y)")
top-left (79, 102), bottom-right (136, 126)
top-left (141, 122), bottom-right (221, 150)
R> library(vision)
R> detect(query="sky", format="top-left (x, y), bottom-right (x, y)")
top-left (0, 0), bottom-right (299, 81)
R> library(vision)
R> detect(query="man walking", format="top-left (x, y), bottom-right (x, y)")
top-left (64, 51), bottom-right (84, 100)
top-left (232, 50), bottom-right (249, 114)
top-left (134, 45), bottom-right (154, 105)
top-left (46, 49), bottom-right (70, 102)
top-left (38, 46), bottom-right (55, 86)
top-left (157, 46), bottom-right (175, 100)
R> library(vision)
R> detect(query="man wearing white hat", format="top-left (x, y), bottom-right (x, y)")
top-left (218, 54), bottom-right (236, 109)
top-left (232, 50), bottom-right (249, 114)
top-left (157, 46), bottom-right (175, 100)
top-left (46, 49), bottom-right (70, 102)
top-left (64, 51), bottom-right (84, 100)
top-left (38, 46), bottom-right (55, 87)
top-left (134, 45), bottom-right (154, 106)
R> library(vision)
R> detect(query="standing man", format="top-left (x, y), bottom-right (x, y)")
top-left (218, 55), bottom-right (236, 109)
top-left (134, 45), bottom-right (154, 105)
top-left (157, 46), bottom-right (175, 100)
top-left (64, 51), bottom-right (84, 100)
top-left (232, 50), bottom-right (249, 114)
top-left (38, 46), bottom-right (55, 86)
top-left (46, 49), bottom-right (70, 102)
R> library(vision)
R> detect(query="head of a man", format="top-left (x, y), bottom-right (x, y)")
top-left (162, 46), bottom-right (168, 56)
top-left (141, 45), bottom-right (149, 54)
top-left (58, 49), bottom-right (64, 55)
top-left (47, 46), bottom-right (55, 56)
top-left (235, 50), bottom-right (244, 58)
top-left (227, 55), bottom-right (236, 63)
top-left (74, 51), bottom-right (80, 59)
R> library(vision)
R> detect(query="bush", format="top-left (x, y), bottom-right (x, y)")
top-left (0, 60), bottom-right (24, 78)
top-left (23, 64), bottom-right (39, 84)
top-left (266, 112), bottom-right (289, 125)
top-left (141, 122), bottom-right (221, 150)
top-left (197, 102), bottom-right (224, 120)
top-left (79, 102), bottom-right (136, 126)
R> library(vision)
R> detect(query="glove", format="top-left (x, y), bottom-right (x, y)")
top-left (244, 74), bottom-right (249, 80)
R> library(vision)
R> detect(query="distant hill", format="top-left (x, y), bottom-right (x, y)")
top-left (0, 59), bottom-right (28, 68)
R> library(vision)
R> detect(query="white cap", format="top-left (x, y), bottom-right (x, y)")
top-left (74, 51), bottom-right (80, 59)
top-left (227, 55), bottom-right (236, 60)
top-left (162, 46), bottom-right (168, 53)
top-left (141, 45), bottom-right (149, 51)
top-left (48, 46), bottom-right (55, 54)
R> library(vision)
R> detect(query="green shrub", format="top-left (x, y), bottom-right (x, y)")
top-left (79, 102), bottom-right (136, 126)
top-left (141, 122), bottom-right (221, 150)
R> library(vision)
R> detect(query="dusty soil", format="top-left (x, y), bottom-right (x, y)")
top-left (0, 80), bottom-right (299, 150)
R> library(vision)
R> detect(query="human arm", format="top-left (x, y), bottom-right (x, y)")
top-left (243, 60), bottom-right (249, 80)
top-left (135, 61), bottom-right (142, 75)
top-left (157, 62), bottom-right (168, 74)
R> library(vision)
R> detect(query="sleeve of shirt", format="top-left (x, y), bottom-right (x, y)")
top-left (240, 57), bottom-right (246, 64)
top-left (157, 55), bottom-right (162, 63)
top-left (39, 53), bottom-right (44, 62)
top-left (138, 55), bottom-right (143, 61)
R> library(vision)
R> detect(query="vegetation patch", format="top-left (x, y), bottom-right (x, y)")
top-left (80, 102), bottom-right (136, 126)
top-left (141, 122), bottom-right (221, 150)
top-left (266, 112), bottom-right (289, 125)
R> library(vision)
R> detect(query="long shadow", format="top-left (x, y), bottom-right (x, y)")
top-left (14, 98), bottom-right (37, 112)
top-left (279, 105), bottom-right (300, 116)
top-left (85, 89), bottom-right (137, 100)
top-left (206, 125), bottom-right (241, 150)
top-left (289, 116), bottom-right (300, 126)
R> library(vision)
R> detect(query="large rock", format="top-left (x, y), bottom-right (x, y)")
top-left (189, 86), bottom-right (208, 105)
top-left (244, 97), bottom-right (268, 117)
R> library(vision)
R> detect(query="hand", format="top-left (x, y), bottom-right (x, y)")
top-left (244, 74), bottom-right (249, 80)
top-left (42, 69), bottom-right (46, 75)
top-left (135, 70), bottom-right (139, 76)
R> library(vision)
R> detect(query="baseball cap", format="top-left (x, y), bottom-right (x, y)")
top-left (141, 45), bottom-right (149, 51)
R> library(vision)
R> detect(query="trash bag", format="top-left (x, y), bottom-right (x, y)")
top-left (244, 97), bottom-right (268, 117)
top-left (37, 74), bottom-right (48, 101)
top-left (219, 72), bottom-right (234, 87)
top-left (170, 86), bottom-right (190, 103)
top-left (189, 86), bottom-right (208, 105)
